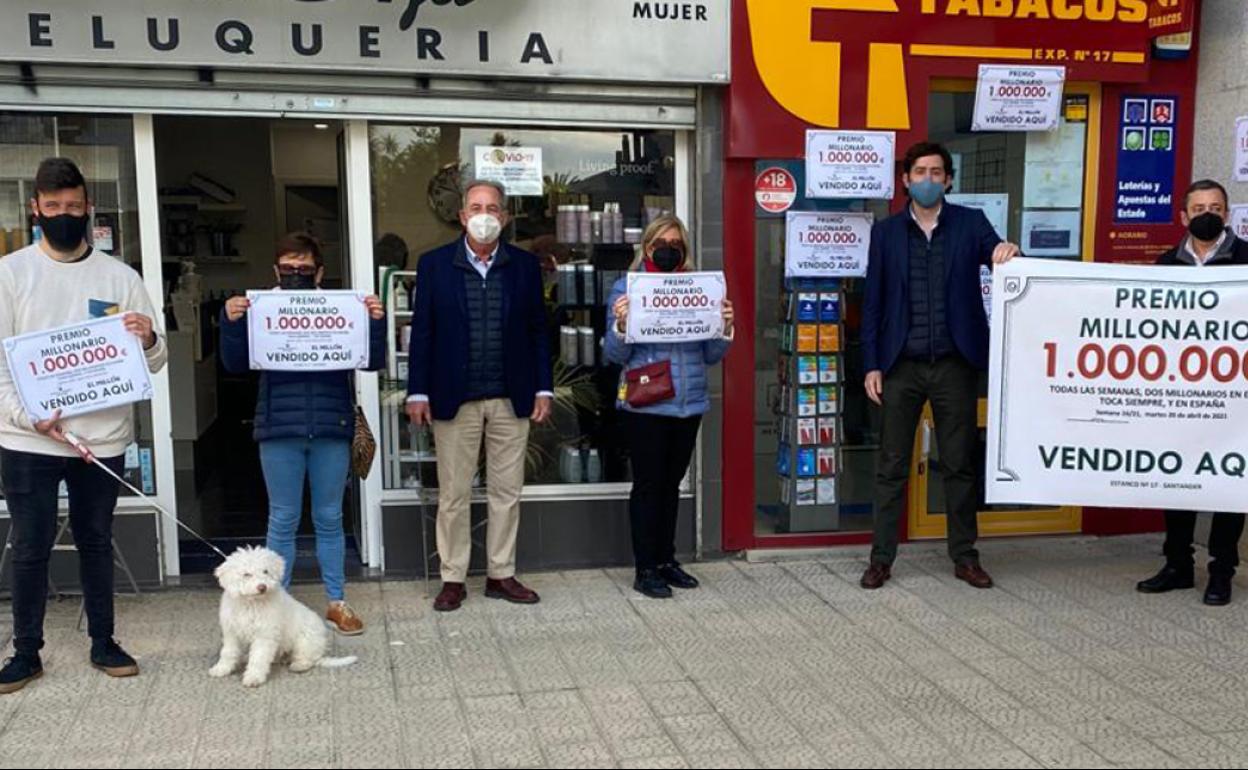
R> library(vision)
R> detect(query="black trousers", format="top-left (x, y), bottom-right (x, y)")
top-left (626, 412), bottom-right (701, 571)
top-left (1163, 511), bottom-right (1245, 578)
top-left (1, 448), bottom-right (123, 654)
top-left (872, 357), bottom-right (980, 566)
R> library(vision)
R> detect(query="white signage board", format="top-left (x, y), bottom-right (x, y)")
top-left (0, 1), bottom-right (731, 85)
top-left (3, 315), bottom-right (153, 421)
top-left (247, 291), bottom-right (370, 371)
top-left (805, 131), bottom-right (895, 200)
top-left (973, 65), bottom-right (1067, 132)
top-left (1231, 204), bottom-right (1248, 241)
top-left (624, 272), bottom-right (726, 344)
top-left (474, 146), bottom-right (544, 197)
top-left (1236, 117), bottom-right (1248, 183)
top-left (784, 211), bottom-right (873, 279)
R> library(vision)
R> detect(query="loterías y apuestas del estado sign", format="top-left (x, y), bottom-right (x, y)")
top-left (1, 0), bottom-right (731, 85)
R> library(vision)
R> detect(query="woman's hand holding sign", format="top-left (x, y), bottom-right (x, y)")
top-left (225, 296), bottom-right (251, 322)
top-left (613, 296), bottom-right (629, 334)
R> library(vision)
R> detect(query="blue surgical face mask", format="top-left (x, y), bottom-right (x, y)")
top-left (908, 179), bottom-right (946, 209)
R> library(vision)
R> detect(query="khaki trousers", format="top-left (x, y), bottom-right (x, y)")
top-left (432, 398), bottom-right (529, 583)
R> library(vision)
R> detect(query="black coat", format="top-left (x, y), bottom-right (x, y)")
top-left (1156, 231), bottom-right (1248, 267)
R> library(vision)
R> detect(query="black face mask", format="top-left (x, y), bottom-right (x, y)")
top-left (651, 246), bottom-right (684, 273)
top-left (1188, 212), bottom-right (1225, 242)
top-left (38, 212), bottom-right (89, 252)
top-left (279, 272), bottom-right (318, 291)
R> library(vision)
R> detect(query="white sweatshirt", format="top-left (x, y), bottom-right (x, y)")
top-left (0, 243), bottom-right (168, 458)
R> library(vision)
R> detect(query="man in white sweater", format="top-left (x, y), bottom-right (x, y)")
top-left (0, 158), bottom-right (167, 694)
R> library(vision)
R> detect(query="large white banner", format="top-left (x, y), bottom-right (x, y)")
top-left (3, 316), bottom-right (153, 421)
top-left (987, 259), bottom-right (1248, 513)
top-left (247, 291), bottom-right (370, 371)
top-left (625, 272), bottom-right (725, 344)
top-left (805, 131), bottom-right (895, 200)
top-left (784, 211), bottom-right (873, 279)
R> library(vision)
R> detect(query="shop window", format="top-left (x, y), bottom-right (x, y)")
top-left (369, 124), bottom-right (676, 491)
top-left (930, 90), bottom-right (1090, 259)
top-left (0, 113), bottom-right (158, 501)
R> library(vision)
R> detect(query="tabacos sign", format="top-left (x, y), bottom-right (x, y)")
top-left (743, 0), bottom-right (1158, 130)
top-left (2, 0), bottom-right (730, 84)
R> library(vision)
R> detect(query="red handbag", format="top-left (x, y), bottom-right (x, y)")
top-left (625, 360), bottom-right (676, 407)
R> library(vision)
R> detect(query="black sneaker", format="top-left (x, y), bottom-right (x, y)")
top-left (658, 563), bottom-right (700, 590)
top-left (0, 654), bottom-right (43, 695)
top-left (90, 639), bottom-right (139, 678)
top-left (634, 569), bottom-right (673, 599)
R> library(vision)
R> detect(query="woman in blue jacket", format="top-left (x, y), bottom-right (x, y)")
top-left (605, 216), bottom-right (734, 599)
top-left (220, 233), bottom-right (386, 635)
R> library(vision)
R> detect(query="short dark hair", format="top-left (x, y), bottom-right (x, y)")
top-left (33, 157), bottom-right (87, 200)
top-left (274, 232), bottom-right (323, 267)
top-left (1183, 179), bottom-right (1229, 210)
top-left (902, 141), bottom-right (955, 178)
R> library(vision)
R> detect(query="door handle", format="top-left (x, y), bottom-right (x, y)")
top-left (918, 418), bottom-right (933, 476)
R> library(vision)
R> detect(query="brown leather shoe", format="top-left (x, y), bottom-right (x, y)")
top-left (434, 582), bottom-right (466, 612)
top-left (484, 577), bottom-right (540, 605)
top-left (955, 561), bottom-right (994, 589)
top-left (860, 562), bottom-right (892, 590)
top-left (327, 602), bottom-right (365, 635)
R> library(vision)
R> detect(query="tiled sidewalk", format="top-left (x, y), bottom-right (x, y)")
top-left (2, 534), bottom-right (1247, 768)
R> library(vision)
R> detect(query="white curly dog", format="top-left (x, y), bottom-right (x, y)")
top-left (209, 546), bottom-right (357, 687)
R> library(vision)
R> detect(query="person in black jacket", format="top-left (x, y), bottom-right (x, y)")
top-left (220, 233), bottom-right (386, 634)
top-left (1137, 179), bottom-right (1248, 606)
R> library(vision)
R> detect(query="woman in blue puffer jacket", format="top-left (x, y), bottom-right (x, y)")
top-left (220, 232), bottom-right (386, 635)
top-left (605, 215), bottom-right (734, 599)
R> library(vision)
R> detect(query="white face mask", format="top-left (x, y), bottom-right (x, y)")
top-left (466, 213), bottom-right (502, 244)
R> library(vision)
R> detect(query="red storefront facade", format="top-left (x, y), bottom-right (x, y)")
top-left (720, 0), bottom-right (1202, 552)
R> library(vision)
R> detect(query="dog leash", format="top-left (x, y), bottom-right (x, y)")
top-left (63, 432), bottom-right (229, 561)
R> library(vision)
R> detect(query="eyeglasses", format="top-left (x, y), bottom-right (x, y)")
top-left (277, 265), bottom-right (317, 276)
top-left (652, 239), bottom-right (686, 252)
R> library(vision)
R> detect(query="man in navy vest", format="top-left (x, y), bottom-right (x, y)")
top-left (860, 141), bottom-right (1020, 592)
top-left (406, 180), bottom-right (553, 612)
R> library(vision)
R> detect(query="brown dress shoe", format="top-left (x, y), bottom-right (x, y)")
top-left (860, 562), bottom-right (892, 590)
top-left (484, 577), bottom-right (540, 605)
top-left (327, 602), bottom-right (365, 635)
top-left (955, 562), bottom-right (994, 589)
top-left (434, 582), bottom-right (466, 612)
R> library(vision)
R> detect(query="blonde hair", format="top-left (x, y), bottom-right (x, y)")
top-left (630, 214), bottom-right (694, 271)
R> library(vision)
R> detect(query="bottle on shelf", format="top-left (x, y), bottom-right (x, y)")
top-left (577, 205), bottom-right (592, 245)
top-left (591, 211), bottom-right (604, 244)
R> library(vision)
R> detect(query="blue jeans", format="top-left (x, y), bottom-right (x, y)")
top-left (258, 438), bottom-right (350, 602)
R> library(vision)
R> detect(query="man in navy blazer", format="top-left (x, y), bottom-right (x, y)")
top-left (405, 180), bottom-right (553, 612)
top-left (859, 141), bottom-right (1020, 592)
